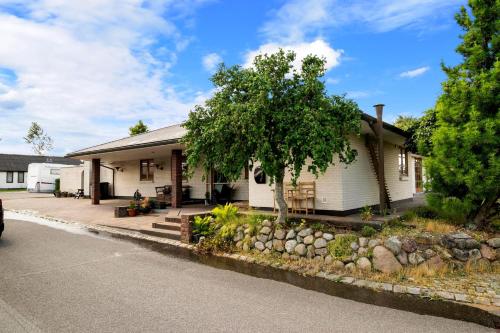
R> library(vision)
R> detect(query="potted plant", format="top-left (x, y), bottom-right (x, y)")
top-left (127, 202), bottom-right (137, 217)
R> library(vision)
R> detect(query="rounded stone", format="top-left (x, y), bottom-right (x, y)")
top-left (408, 252), bottom-right (425, 265)
top-left (350, 241), bottom-right (359, 251)
top-left (332, 260), bottom-right (345, 270)
top-left (295, 243), bottom-right (307, 256)
top-left (452, 248), bottom-right (469, 261)
top-left (357, 257), bottom-right (372, 271)
top-left (286, 229), bottom-right (296, 240)
top-left (397, 250), bottom-right (408, 265)
top-left (304, 235), bottom-right (314, 245)
top-left (401, 238), bottom-right (417, 253)
top-left (314, 231), bottom-right (323, 238)
top-left (273, 239), bottom-right (285, 252)
top-left (255, 241), bottom-right (265, 251)
top-left (324, 255), bottom-right (333, 264)
top-left (468, 248), bottom-right (482, 261)
top-left (359, 237), bottom-right (369, 248)
top-left (298, 228), bottom-right (313, 237)
top-left (423, 249), bottom-right (436, 259)
top-left (262, 219), bottom-right (272, 227)
top-left (285, 240), bottom-right (298, 254)
top-left (480, 244), bottom-right (496, 261)
top-left (256, 234), bottom-right (268, 243)
top-left (368, 239), bottom-right (382, 248)
top-left (384, 236), bottom-right (402, 255)
top-left (306, 245), bottom-right (315, 259)
top-left (263, 248), bottom-right (271, 255)
top-left (265, 240), bottom-right (273, 250)
top-left (345, 262), bottom-right (356, 272)
top-left (315, 247), bottom-right (328, 256)
top-left (274, 229), bottom-right (286, 240)
top-left (323, 233), bottom-right (334, 241)
top-left (487, 238), bottom-right (500, 248)
top-left (260, 226), bottom-right (271, 235)
top-left (372, 246), bottom-right (402, 273)
top-left (314, 238), bottom-right (327, 249)
top-left (358, 247), bottom-right (368, 256)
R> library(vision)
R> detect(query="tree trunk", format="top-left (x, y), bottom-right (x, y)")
top-left (275, 178), bottom-right (288, 224)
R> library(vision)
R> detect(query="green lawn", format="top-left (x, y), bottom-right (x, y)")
top-left (0, 188), bottom-right (27, 192)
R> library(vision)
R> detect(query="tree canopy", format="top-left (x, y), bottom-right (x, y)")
top-left (425, 0), bottom-right (499, 226)
top-left (129, 120), bottom-right (149, 136)
top-left (183, 50), bottom-right (361, 222)
top-left (393, 110), bottom-right (437, 155)
top-left (24, 122), bottom-right (53, 155)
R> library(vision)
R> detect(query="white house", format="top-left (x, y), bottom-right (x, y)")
top-left (0, 154), bottom-right (81, 190)
top-left (65, 108), bottom-right (424, 215)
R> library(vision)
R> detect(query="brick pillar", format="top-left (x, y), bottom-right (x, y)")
top-left (180, 215), bottom-right (192, 243)
top-left (91, 158), bottom-right (100, 205)
top-left (171, 149), bottom-right (182, 208)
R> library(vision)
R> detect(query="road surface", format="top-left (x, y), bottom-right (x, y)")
top-left (0, 218), bottom-right (493, 332)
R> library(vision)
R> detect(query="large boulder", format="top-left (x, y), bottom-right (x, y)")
top-left (372, 246), bottom-right (402, 274)
top-left (480, 244), bottom-right (496, 261)
top-left (384, 236), bottom-right (401, 255)
top-left (401, 238), bottom-right (417, 253)
top-left (285, 240), bottom-right (298, 254)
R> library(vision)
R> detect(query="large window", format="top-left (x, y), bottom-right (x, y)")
top-left (6, 171), bottom-right (13, 183)
top-left (140, 159), bottom-right (155, 181)
top-left (399, 147), bottom-right (408, 176)
top-left (18, 172), bottom-right (24, 183)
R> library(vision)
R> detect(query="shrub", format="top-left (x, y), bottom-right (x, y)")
top-left (327, 234), bottom-right (357, 261)
top-left (427, 194), bottom-right (469, 224)
top-left (54, 178), bottom-right (60, 192)
top-left (360, 206), bottom-right (373, 221)
top-left (192, 215), bottom-right (215, 238)
top-left (361, 225), bottom-right (377, 237)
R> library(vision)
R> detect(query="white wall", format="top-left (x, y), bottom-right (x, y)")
top-left (0, 171), bottom-right (27, 189)
top-left (249, 135), bottom-right (416, 212)
top-left (60, 162), bottom-right (113, 195)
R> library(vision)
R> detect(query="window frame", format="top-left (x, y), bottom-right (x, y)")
top-left (18, 171), bottom-right (24, 183)
top-left (6, 171), bottom-right (13, 183)
top-left (399, 147), bottom-right (409, 177)
top-left (139, 159), bottom-right (155, 181)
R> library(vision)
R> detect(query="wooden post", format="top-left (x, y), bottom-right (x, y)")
top-left (374, 104), bottom-right (386, 213)
top-left (91, 158), bottom-right (100, 205)
top-left (171, 150), bottom-right (182, 208)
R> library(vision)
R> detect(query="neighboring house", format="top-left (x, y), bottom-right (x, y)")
top-left (65, 109), bottom-right (424, 215)
top-left (0, 154), bottom-right (81, 190)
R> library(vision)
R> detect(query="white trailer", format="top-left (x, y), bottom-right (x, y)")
top-left (27, 163), bottom-right (72, 193)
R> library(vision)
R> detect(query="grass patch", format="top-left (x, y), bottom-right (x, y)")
top-left (327, 234), bottom-right (357, 261)
top-left (0, 188), bottom-right (26, 192)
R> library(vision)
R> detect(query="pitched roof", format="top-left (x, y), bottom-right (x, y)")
top-left (66, 124), bottom-right (185, 157)
top-left (0, 154), bottom-right (81, 172)
top-left (66, 114), bottom-right (408, 158)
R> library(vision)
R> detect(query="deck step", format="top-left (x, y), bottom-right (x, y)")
top-left (152, 221), bottom-right (181, 231)
top-left (165, 216), bottom-right (182, 223)
top-left (139, 227), bottom-right (181, 240)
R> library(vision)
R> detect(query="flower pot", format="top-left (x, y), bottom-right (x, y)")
top-left (127, 208), bottom-right (137, 217)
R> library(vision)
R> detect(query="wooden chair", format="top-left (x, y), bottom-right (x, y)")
top-left (294, 181), bottom-right (316, 215)
top-left (284, 182), bottom-right (299, 213)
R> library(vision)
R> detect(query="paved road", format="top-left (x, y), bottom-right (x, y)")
top-left (0, 219), bottom-right (493, 333)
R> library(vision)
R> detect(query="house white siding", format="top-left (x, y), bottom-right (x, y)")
top-left (60, 162), bottom-right (113, 196)
top-left (0, 171), bottom-right (27, 189)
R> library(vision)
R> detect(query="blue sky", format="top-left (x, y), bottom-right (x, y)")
top-left (0, 0), bottom-right (466, 155)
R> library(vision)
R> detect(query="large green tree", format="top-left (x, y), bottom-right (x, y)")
top-left (183, 50), bottom-right (361, 222)
top-left (393, 109), bottom-right (437, 155)
top-left (425, 0), bottom-right (499, 226)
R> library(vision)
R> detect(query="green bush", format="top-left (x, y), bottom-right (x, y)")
top-left (427, 194), bottom-right (469, 224)
top-left (54, 178), bottom-right (60, 192)
top-left (211, 204), bottom-right (240, 241)
top-left (360, 206), bottom-right (373, 221)
top-left (327, 234), bottom-right (357, 261)
top-left (192, 215), bottom-right (215, 237)
top-left (361, 225), bottom-right (377, 237)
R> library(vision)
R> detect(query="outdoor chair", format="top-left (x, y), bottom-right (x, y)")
top-left (294, 181), bottom-right (316, 215)
top-left (284, 182), bottom-right (299, 213)
top-left (155, 185), bottom-right (172, 207)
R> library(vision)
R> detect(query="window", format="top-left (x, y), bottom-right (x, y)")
top-left (140, 159), bottom-right (155, 181)
top-left (399, 147), bottom-right (408, 176)
top-left (18, 172), bottom-right (24, 183)
top-left (6, 171), bottom-right (13, 183)
top-left (50, 169), bottom-right (60, 175)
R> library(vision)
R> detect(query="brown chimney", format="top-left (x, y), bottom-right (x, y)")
top-left (374, 104), bottom-right (386, 213)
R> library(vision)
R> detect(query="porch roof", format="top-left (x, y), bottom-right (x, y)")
top-left (66, 124), bottom-right (186, 158)
top-left (66, 112), bottom-right (409, 159)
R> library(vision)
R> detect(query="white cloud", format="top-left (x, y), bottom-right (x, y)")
top-left (399, 66), bottom-right (430, 78)
top-left (261, 0), bottom-right (463, 42)
top-left (202, 53), bottom-right (222, 72)
top-left (0, 1), bottom-right (210, 154)
top-left (244, 39), bottom-right (342, 72)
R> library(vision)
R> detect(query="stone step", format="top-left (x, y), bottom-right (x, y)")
top-left (139, 227), bottom-right (181, 241)
top-left (152, 221), bottom-right (181, 231)
top-left (165, 216), bottom-right (182, 223)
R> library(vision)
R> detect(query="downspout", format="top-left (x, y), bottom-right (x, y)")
top-left (374, 104), bottom-right (386, 213)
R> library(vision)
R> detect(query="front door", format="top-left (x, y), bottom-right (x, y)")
top-left (414, 158), bottom-right (423, 193)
